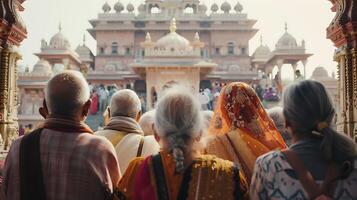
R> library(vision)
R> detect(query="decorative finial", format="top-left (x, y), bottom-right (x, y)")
top-left (170, 18), bottom-right (177, 33)
top-left (260, 35), bottom-right (263, 45)
top-left (59, 22), bottom-right (62, 32)
top-left (194, 32), bottom-right (200, 41)
top-left (145, 32), bottom-right (152, 42)
top-left (284, 22), bottom-right (288, 32)
top-left (83, 34), bottom-right (86, 45)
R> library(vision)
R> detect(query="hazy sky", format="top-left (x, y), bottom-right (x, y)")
top-left (19, 0), bottom-right (336, 80)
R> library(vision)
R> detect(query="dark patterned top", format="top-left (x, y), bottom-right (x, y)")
top-left (250, 151), bottom-right (357, 200)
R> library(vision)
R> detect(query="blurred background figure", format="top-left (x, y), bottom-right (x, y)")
top-left (267, 106), bottom-right (292, 146)
top-left (138, 110), bottom-right (156, 136)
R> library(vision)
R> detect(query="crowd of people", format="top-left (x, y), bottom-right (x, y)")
top-left (1, 70), bottom-right (356, 200)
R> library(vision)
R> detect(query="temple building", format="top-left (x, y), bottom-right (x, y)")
top-left (131, 19), bottom-right (217, 109)
top-left (16, 0), bottom-right (313, 129)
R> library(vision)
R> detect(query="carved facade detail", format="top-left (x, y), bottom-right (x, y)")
top-left (327, 0), bottom-right (357, 141)
top-left (0, 0), bottom-right (27, 152)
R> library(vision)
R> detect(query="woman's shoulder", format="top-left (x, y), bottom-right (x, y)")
top-left (255, 151), bottom-right (293, 173)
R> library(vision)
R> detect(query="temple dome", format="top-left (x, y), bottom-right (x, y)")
top-left (311, 67), bottom-right (329, 78)
top-left (155, 19), bottom-right (191, 50)
top-left (114, 1), bottom-right (124, 13)
top-left (75, 44), bottom-right (91, 57)
top-left (211, 3), bottom-right (219, 12)
top-left (198, 4), bottom-right (207, 13)
top-left (102, 2), bottom-right (111, 13)
top-left (276, 24), bottom-right (298, 49)
top-left (138, 3), bottom-right (146, 13)
top-left (127, 3), bottom-right (134, 12)
top-left (49, 26), bottom-right (71, 49)
top-left (234, 2), bottom-right (243, 13)
top-left (221, 2), bottom-right (231, 13)
top-left (32, 59), bottom-right (52, 75)
top-left (253, 45), bottom-right (271, 58)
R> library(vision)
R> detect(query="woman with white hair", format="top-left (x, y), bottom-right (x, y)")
top-left (250, 80), bottom-right (357, 199)
top-left (118, 87), bottom-right (248, 200)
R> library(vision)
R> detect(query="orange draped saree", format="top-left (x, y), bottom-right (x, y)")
top-left (205, 82), bottom-right (287, 184)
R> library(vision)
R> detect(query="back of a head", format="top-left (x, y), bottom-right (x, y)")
top-left (139, 110), bottom-right (156, 135)
top-left (110, 89), bottom-right (141, 118)
top-left (155, 86), bottom-right (203, 172)
top-left (283, 80), bottom-right (357, 163)
top-left (45, 70), bottom-right (90, 116)
top-left (267, 107), bottom-right (285, 129)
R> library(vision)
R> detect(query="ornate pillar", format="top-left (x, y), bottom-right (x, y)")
top-left (327, 0), bottom-right (357, 141)
top-left (0, 0), bottom-right (27, 150)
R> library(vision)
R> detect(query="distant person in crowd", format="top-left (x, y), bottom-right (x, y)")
top-left (95, 89), bottom-right (160, 173)
top-left (202, 110), bottom-right (214, 132)
top-left (267, 107), bottom-right (292, 146)
top-left (118, 87), bottom-right (249, 199)
top-left (199, 89), bottom-right (209, 110)
top-left (295, 69), bottom-right (304, 82)
top-left (139, 96), bottom-right (147, 113)
top-left (90, 88), bottom-right (99, 115)
top-left (254, 84), bottom-right (264, 100)
top-left (108, 84), bottom-right (118, 103)
top-left (1, 71), bottom-right (120, 200)
top-left (138, 110), bottom-right (156, 136)
top-left (204, 88), bottom-right (214, 110)
top-left (206, 82), bottom-right (286, 185)
top-left (274, 72), bottom-right (283, 95)
top-left (98, 84), bottom-right (109, 112)
top-left (263, 87), bottom-right (280, 102)
top-left (24, 124), bottom-right (33, 134)
top-left (251, 80), bottom-right (357, 199)
top-left (18, 125), bottom-right (25, 137)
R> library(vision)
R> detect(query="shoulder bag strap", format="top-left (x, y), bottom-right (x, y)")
top-left (151, 154), bottom-right (170, 200)
top-left (176, 164), bottom-right (193, 200)
top-left (232, 164), bottom-right (242, 200)
top-left (20, 128), bottom-right (46, 200)
top-left (136, 137), bottom-right (145, 157)
top-left (281, 150), bottom-right (321, 199)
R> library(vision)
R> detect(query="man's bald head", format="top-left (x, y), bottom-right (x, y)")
top-left (45, 71), bottom-right (90, 116)
top-left (110, 89), bottom-right (141, 118)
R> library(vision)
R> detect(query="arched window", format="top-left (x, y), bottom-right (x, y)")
top-left (227, 42), bottom-right (235, 55)
top-left (111, 42), bottom-right (118, 54)
top-left (184, 6), bottom-right (194, 14)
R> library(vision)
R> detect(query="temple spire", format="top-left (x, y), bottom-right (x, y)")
top-left (170, 18), bottom-right (177, 33)
top-left (83, 34), bottom-right (86, 45)
top-left (260, 35), bottom-right (263, 45)
top-left (59, 22), bottom-right (62, 32)
top-left (284, 22), bottom-right (288, 32)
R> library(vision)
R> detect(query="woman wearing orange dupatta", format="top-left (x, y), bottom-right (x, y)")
top-left (205, 82), bottom-right (287, 184)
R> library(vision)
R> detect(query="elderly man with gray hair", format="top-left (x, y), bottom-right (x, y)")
top-left (1, 71), bottom-right (120, 200)
top-left (267, 106), bottom-right (292, 146)
top-left (96, 89), bottom-right (159, 173)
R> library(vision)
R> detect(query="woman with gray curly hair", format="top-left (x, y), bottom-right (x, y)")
top-left (118, 86), bottom-right (248, 200)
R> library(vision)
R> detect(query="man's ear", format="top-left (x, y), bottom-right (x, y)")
top-left (82, 99), bottom-right (92, 117)
top-left (107, 108), bottom-right (111, 118)
top-left (135, 111), bottom-right (142, 122)
top-left (39, 99), bottom-right (49, 119)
